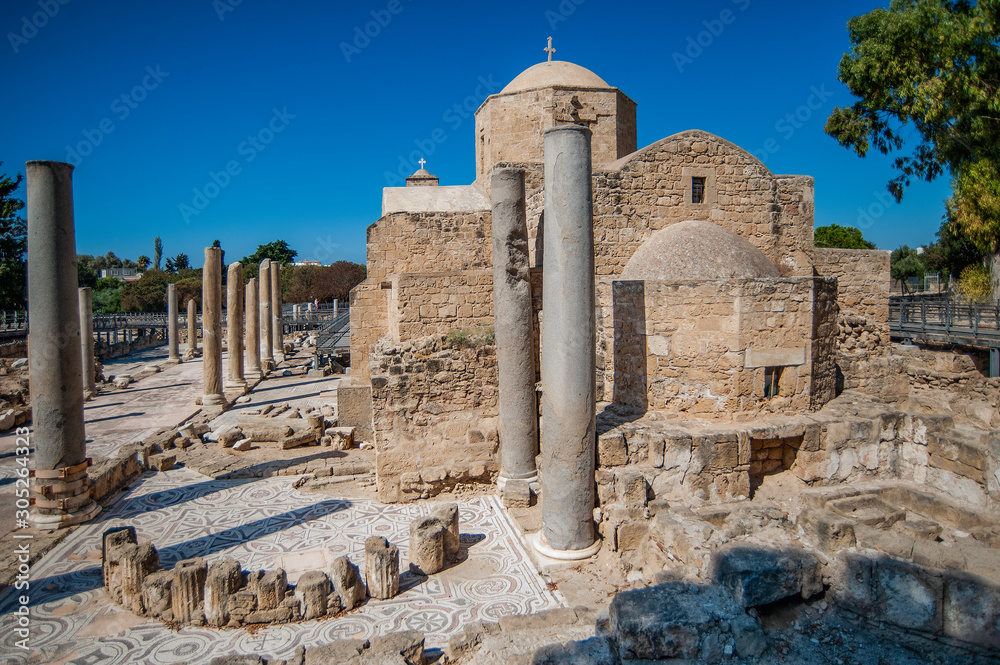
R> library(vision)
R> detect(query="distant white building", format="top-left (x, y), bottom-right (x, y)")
top-left (100, 267), bottom-right (142, 282)
top-left (292, 261), bottom-right (322, 267)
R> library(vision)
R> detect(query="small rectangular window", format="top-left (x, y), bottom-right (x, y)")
top-left (692, 177), bottom-right (706, 204)
top-left (764, 366), bottom-right (782, 398)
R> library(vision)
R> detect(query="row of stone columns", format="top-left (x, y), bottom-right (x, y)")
top-left (490, 125), bottom-right (599, 561)
top-left (25, 158), bottom-right (289, 530)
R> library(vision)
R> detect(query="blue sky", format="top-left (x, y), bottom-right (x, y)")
top-left (3, 0), bottom-right (953, 267)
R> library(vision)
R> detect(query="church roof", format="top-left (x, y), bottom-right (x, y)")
top-left (620, 220), bottom-right (779, 282)
top-left (500, 60), bottom-right (611, 94)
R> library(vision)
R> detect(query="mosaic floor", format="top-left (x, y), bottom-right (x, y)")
top-left (0, 469), bottom-right (562, 665)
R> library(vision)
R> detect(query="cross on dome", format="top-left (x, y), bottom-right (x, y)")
top-left (544, 36), bottom-right (556, 62)
top-left (418, 158), bottom-right (427, 169)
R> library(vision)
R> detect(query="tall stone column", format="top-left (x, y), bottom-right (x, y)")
top-left (26, 160), bottom-right (100, 529)
top-left (534, 126), bottom-right (599, 560)
top-left (245, 277), bottom-right (262, 379)
top-left (259, 259), bottom-right (274, 371)
top-left (187, 299), bottom-right (198, 354)
top-left (202, 247), bottom-right (224, 407)
top-left (225, 262), bottom-right (246, 390)
top-left (491, 168), bottom-right (539, 491)
top-left (166, 283), bottom-right (180, 363)
top-left (271, 263), bottom-right (283, 362)
top-left (78, 287), bottom-right (96, 400)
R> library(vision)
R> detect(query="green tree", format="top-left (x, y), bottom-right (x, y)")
top-left (814, 224), bottom-right (877, 249)
top-left (174, 277), bottom-right (202, 310)
top-left (0, 164), bottom-right (27, 310)
top-left (240, 240), bottom-right (298, 279)
top-left (825, 0), bottom-right (1000, 299)
top-left (77, 254), bottom-right (100, 288)
top-left (921, 214), bottom-right (984, 280)
top-left (92, 286), bottom-right (123, 313)
top-left (958, 263), bottom-right (992, 302)
top-left (120, 271), bottom-right (169, 312)
top-left (136, 255), bottom-right (151, 271)
top-left (94, 276), bottom-right (122, 291)
top-left (153, 236), bottom-right (163, 271)
top-left (891, 245), bottom-right (926, 292)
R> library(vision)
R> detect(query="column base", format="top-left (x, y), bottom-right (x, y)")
top-left (165, 356), bottom-right (182, 365)
top-left (224, 379), bottom-right (247, 391)
top-left (529, 531), bottom-right (601, 561)
top-left (262, 359), bottom-right (275, 372)
top-left (202, 394), bottom-right (226, 407)
top-left (32, 462), bottom-right (101, 530)
top-left (497, 472), bottom-right (539, 492)
top-left (31, 500), bottom-right (100, 530)
top-left (245, 369), bottom-right (263, 381)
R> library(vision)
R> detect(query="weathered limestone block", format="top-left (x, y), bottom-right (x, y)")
top-left (367, 630), bottom-right (425, 665)
top-left (501, 478), bottom-right (532, 508)
top-left (281, 595), bottom-right (302, 621)
top-left (430, 503), bottom-right (460, 557)
top-left (227, 590), bottom-right (257, 623)
top-left (248, 568), bottom-right (288, 611)
top-left (409, 516), bottom-right (447, 576)
top-left (709, 544), bottom-right (823, 608)
top-left (609, 582), bottom-right (765, 662)
top-left (244, 605), bottom-right (293, 625)
top-left (142, 570), bottom-right (173, 620)
top-left (295, 570), bottom-right (332, 620)
top-left (280, 430), bottom-right (319, 450)
top-left (171, 557), bottom-right (208, 624)
top-left (325, 426), bottom-right (355, 450)
top-left (330, 555), bottom-right (366, 611)
top-left (365, 536), bottom-right (400, 600)
top-left (205, 557), bottom-right (243, 627)
top-left (303, 639), bottom-right (369, 665)
top-left (531, 636), bottom-right (620, 665)
top-left (943, 572), bottom-right (1000, 650)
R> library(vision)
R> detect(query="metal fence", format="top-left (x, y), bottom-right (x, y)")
top-left (890, 296), bottom-right (1000, 347)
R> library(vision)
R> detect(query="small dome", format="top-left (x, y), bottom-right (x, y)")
top-left (620, 220), bottom-right (779, 281)
top-left (412, 168), bottom-right (432, 176)
top-left (500, 61), bottom-right (610, 95)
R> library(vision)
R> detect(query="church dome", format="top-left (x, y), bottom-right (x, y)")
top-left (620, 220), bottom-right (779, 281)
top-left (500, 61), bottom-right (610, 95)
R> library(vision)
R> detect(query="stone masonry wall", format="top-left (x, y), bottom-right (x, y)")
top-left (810, 248), bottom-right (891, 331)
top-left (370, 335), bottom-right (499, 503)
top-left (390, 271), bottom-right (494, 343)
top-left (474, 87), bottom-right (636, 179)
top-left (608, 278), bottom-right (834, 416)
top-left (351, 210), bottom-right (492, 382)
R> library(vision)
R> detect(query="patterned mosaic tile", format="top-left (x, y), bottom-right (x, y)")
top-left (0, 469), bottom-right (561, 665)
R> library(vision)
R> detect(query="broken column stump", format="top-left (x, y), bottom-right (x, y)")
top-left (330, 555), bottom-right (367, 610)
top-left (295, 570), bottom-right (332, 620)
top-left (365, 536), bottom-right (400, 600)
top-left (171, 557), bottom-right (208, 624)
top-left (205, 557), bottom-right (243, 627)
top-left (409, 516), bottom-right (447, 576)
top-left (430, 503), bottom-right (460, 559)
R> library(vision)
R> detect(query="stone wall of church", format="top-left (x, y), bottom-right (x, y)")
top-left (811, 248), bottom-right (891, 330)
top-left (370, 334), bottom-right (499, 503)
top-left (389, 271), bottom-right (494, 342)
top-left (474, 88), bottom-right (635, 179)
top-left (607, 278), bottom-right (836, 416)
top-left (591, 131), bottom-right (815, 280)
top-left (350, 210), bottom-right (493, 382)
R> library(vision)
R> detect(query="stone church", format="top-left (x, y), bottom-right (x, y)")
top-left (344, 56), bottom-right (891, 503)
